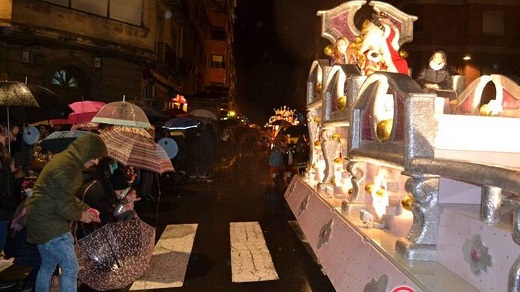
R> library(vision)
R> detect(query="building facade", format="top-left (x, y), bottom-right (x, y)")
top-left (0, 0), bottom-right (236, 119)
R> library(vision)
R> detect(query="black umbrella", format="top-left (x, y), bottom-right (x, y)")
top-left (0, 81), bottom-right (40, 153)
top-left (282, 125), bottom-right (309, 138)
top-left (0, 82), bottom-right (71, 124)
top-left (163, 117), bottom-right (200, 130)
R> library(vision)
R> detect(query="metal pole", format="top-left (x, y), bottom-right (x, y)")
top-left (6, 106), bottom-right (10, 154)
top-left (154, 173), bottom-right (162, 226)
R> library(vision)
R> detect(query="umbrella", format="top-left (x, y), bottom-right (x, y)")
top-left (163, 117), bottom-right (200, 130)
top-left (111, 125), bottom-right (152, 139)
top-left (282, 125), bottom-right (309, 138)
top-left (67, 112), bottom-right (97, 125)
top-left (68, 100), bottom-right (106, 113)
top-left (76, 218), bottom-right (155, 291)
top-left (39, 130), bottom-right (89, 153)
top-left (0, 82), bottom-right (71, 123)
top-left (190, 109), bottom-right (217, 120)
top-left (92, 100), bottom-right (152, 129)
top-left (67, 100), bottom-right (106, 125)
top-left (99, 130), bottom-right (174, 174)
top-left (1, 81), bottom-right (65, 153)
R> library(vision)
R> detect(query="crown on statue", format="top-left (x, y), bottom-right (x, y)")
top-left (274, 106), bottom-right (295, 117)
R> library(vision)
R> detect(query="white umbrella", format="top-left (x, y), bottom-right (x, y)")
top-left (190, 109), bottom-right (217, 120)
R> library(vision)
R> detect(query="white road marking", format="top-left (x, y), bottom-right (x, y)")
top-left (230, 222), bottom-right (279, 283)
top-left (130, 224), bottom-right (198, 290)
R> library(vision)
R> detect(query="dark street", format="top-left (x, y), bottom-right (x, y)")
top-left (77, 150), bottom-right (334, 292)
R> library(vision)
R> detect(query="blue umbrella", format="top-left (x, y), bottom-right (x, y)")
top-left (40, 130), bottom-right (89, 153)
top-left (163, 117), bottom-right (200, 130)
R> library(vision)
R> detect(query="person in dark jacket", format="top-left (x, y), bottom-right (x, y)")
top-left (416, 50), bottom-right (453, 92)
top-left (25, 133), bottom-right (107, 292)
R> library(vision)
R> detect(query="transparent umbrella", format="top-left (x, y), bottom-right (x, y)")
top-left (76, 218), bottom-right (155, 291)
top-left (128, 100), bottom-right (167, 122)
top-left (92, 97), bottom-right (151, 129)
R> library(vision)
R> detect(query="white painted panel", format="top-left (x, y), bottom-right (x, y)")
top-left (230, 222), bottom-right (279, 283)
top-left (130, 224), bottom-right (198, 290)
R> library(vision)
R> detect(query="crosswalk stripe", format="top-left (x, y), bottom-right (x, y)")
top-left (230, 222), bottom-right (279, 283)
top-left (130, 224), bottom-right (198, 290)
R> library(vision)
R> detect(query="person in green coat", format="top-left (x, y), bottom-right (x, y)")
top-left (25, 133), bottom-right (107, 292)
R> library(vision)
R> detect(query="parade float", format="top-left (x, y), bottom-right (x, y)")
top-left (284, 1), bottom-right (520, 291)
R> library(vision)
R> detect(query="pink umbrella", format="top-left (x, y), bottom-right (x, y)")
top-left (67, 112), bottom-right (98, 124)
top-left (68, 100), bottom-right (106, 113)
top-left (66, 100), bottom-right (106, 125)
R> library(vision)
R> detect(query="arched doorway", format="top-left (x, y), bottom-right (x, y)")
top-left (50, 65), bottom-right (90, 104)
top-left (45, 58), bottom-right (99, 104)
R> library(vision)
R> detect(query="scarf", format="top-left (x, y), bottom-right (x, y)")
top-left (429, 60), bottom-right (445, 71)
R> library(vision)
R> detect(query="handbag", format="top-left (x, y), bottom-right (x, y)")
top-left (29, 157), bottom-right (48, 173)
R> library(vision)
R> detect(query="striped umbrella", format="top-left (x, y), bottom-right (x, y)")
top-left (99, 130), bottom-right (174, 174)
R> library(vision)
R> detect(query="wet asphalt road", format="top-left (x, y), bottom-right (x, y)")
top-left (80, 151), bottom-right (335, 292)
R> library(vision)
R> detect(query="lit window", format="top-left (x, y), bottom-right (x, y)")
top-left (52, 69), bottom-right (79, 87)
top-left (211, 55), bottom-right (225, 68)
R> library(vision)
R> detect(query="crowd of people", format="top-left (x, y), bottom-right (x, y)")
top-left (268, 131), bottom-right (310, 187)
top-left (0, 121), bottom-right (164, 290)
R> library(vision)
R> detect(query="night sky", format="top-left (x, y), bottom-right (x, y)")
top-left (233, 0), bottom-right (321, 124)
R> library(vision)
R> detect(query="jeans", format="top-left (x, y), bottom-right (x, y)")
top-left (36, 232), bottom-right (78, 292)
top-left (0, 220), bottom-right (7, 251)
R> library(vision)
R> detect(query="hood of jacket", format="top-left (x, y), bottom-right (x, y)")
top-left (64, 133), bottom-right (107, 165)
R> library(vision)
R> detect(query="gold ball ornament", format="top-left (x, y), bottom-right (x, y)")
top-left (365, 183), bottom-right (375, 194)
top-left (401, 196), bottom-right (414, 211)
top-left (324, 45), bottom-right (334, 57)
top-left (479, 104), bottom-right (491, 116)
top-left (337, 95), bottom-right (347, 111)
top-left (334, 157), bottom-right (343, 165)
top-left (399, 49), bottom-right (409, 59)
top-left (316, 83), bottom-right (323, 93)
top-left (348, 188), bottom-right (354, 195)
top-left (314, 140), bottom-right (322, 149)
top-left (375, 189), bottom-right (386, 197)
top-left (376, 119), bottom-right (393, 142)
top-left (332, 133), bottom-right (341, 142)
